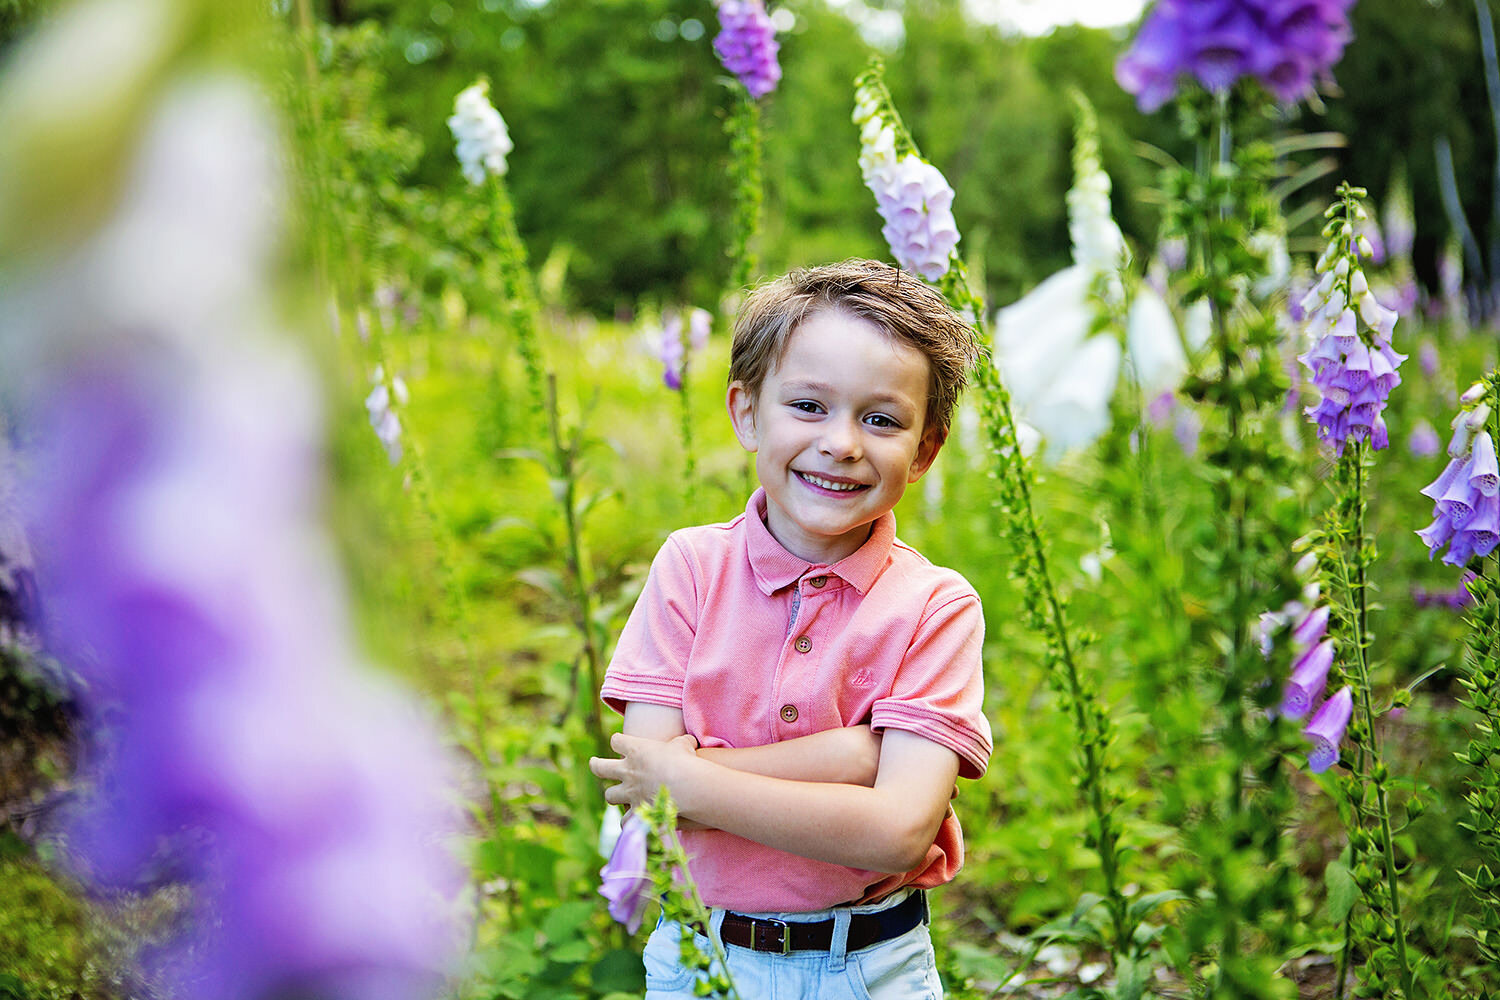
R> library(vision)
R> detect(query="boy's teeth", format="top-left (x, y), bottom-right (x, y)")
top-left (802, 473), bottom-right (861, 491)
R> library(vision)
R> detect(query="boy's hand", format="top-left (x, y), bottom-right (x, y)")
top-left (590, 732), bottom-right (700, 811)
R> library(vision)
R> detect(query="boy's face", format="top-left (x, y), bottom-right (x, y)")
top-left (727, 307), bottom-right (941, 565)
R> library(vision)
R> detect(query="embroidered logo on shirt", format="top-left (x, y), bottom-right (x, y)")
top-left (849, 668), bottom-right (875, 687)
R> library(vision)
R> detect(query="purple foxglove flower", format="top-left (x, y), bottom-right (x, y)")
top-left (1421, 456), bottom-right (1464, 506)
top-left (1408, 420), bottom-right (1441, 458)
top-left (1438, 454), bottom-right (1480, 526)
top-left (713, 0), bottom-right (781, 100)
top-left (1462, 490), bottom-right (1500, 559)
top-left (1444, 525), bottom-right (1479, 567)
top-left (874, 154), bottom-right (961, 282)
top-left (1470, 431), bottom-right (1499, 496)
top-left (599, 811), bottom-right (653, 933)
top-left (1292, 604), bottom-right (1330, 647)
top-left (658, 313), bottom-right (685, 391)
top-left (5, 75), bottom-right (469, 1000)
top-left (1281, 638), bottom-right (1334, 720)
top-left (1417, 513), bottom-right (1457, 558)
top-left (1116, 0), bottom-right (1355, 112)
top-left (1304, 685), bottom-right (1354, 773)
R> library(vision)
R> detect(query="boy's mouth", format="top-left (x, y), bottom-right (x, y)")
top-left (796, 471), bottom-right (869, 493)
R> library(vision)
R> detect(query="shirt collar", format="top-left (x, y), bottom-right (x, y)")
top-left (743, 488), bottom-right (896, 596)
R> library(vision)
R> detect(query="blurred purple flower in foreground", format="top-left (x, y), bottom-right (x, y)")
top-left (1116, 0), bottom-right (1355, 112)
top-left (713, 0), bottom-right (781, 100)
top-left (599, 810), bottom-right (653, 933)
top-left (2, 73), bottom-right (468, 1000)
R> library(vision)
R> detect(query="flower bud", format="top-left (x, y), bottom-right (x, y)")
top-left (1450, 422), bottom-right (1473, 458)
top-left (1350, 270), bottom-right (1368, 295)
top-left (1467, 404), bottom-right (1492, 430)
top-left (1462, 382), bottom-right (1489, 405)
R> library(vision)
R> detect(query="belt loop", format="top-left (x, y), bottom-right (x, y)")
top-left (827, 907), bottom-right (852, 971)
top-left (708, 907), bottom-right (727, 949)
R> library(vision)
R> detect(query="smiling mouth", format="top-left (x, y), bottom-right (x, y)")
top-left (796, 472), bottom-right (869, 493)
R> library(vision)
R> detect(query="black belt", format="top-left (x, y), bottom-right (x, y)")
top-left (707, 891), bottom-right (928, 955)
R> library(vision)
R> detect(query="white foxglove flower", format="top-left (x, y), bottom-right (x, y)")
top-left (994, 265), bottom-right (1094, 415)
top-left (1026, 334), bottom-right (1122, 460)
top-left (1126, 284), bottom-right (1186, 396)
top-left (447, 81), bottom-right (513, 185)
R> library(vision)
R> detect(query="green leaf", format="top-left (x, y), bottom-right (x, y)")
top-left (541, 899), bottom-right (598, 943)
top-left (1325, 858), bottom-right (1359, 923)
top-left (1114, 956), bottom-right (1148, 1000)
top-left (592, 949), bottom-right (647, 995)
top-left (1126, 889), bottom-right (1187, 922)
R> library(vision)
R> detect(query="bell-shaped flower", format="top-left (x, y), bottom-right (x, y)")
top-left (1126, 284), bottom-right (1187, 396)
top-left (1023, 334), bottom-right (1123, 461)
top-left (1438, 454), bottom-right (1480, 527)
top-left (1280, 639), bottom-right (1334, 720)
top-left (1470, 431), bottom-right (1499, 497)
top-left (1417, 512), bottom-right (1457, 558)
top-left (1461, 490), bottom-right (1500, 559)
top-left (1304, 685), bottom-right (1354, 773)
top-left (599, 811), bottom-right (653, 933)
top-left (994, 265), bottom-right (1095, 415)
top-left (1292, 604), bottom-right (1330, 647)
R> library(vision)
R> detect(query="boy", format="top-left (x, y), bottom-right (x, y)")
top-left (590, 259), bottom-right (992, 999)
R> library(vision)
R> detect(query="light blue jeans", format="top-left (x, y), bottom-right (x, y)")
top-left (642, 889), bottom-right (944, 1000)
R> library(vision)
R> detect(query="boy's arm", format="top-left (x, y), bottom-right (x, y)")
top-left (622, 701), bottom-right (881, 787)
top-left (591, 727), bottom-right (958, 874)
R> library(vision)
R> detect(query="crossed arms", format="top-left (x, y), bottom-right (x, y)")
top-left (588, 701), bottom-right (960, 874)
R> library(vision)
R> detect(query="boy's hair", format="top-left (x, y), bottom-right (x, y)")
top-left (728, 259), bottom-right (981, 440)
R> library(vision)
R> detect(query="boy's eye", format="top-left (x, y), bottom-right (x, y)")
top-left (864, 413), bottom-right (899, 429)
top-left (790, 400), bottom-right (823, 413)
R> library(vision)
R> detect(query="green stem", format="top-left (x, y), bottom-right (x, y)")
top-left (726, 89), bottom-right (762, 293)
top-left (489, 179), bottom-right (547, 416)
top-left (1333, 442), bottom-right (1415, 998)
top-left (545, 374), bottom-right (611, 765)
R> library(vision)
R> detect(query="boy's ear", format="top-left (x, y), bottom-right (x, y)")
top-left (906, 425), bottom-right (945, 483)
top-left (726, 381), bottom-right (759, 452)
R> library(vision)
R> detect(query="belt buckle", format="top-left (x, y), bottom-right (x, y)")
top-left (753, 917), bottom-right (792, 955)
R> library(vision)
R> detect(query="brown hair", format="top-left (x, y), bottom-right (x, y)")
top-left (728, 259), bottom-right (980, 439)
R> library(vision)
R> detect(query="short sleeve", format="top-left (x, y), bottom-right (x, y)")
top-left (600, 534), bottom-right (699, 715)
top-left (869, 590), bottom-right (992, 779)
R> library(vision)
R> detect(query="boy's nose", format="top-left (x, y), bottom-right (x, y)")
top-left (818, 417), bottom-right (862, 461)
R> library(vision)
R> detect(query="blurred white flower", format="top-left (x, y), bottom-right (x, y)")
top-left (598, 803), bottom-right (623, 859)
top-left (447, 80), bottom-right (513, 185)
top-left (1125, 283), bottom-right (1186, 396)
top-left (365, 365), bottom-right (409, 466)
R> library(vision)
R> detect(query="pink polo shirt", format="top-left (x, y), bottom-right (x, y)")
top-left (601, 489), bottom-right (992, 912)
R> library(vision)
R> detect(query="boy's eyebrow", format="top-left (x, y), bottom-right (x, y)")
top-left (779, 379), bottom-right (918, 410)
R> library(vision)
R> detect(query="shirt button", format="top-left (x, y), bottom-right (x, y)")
top-left (781, 704), bottom-right (799, 723)
top-left (809, 575), bottom-right (827, 588)
top-left (794, 635), bottom-right (812, 654)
